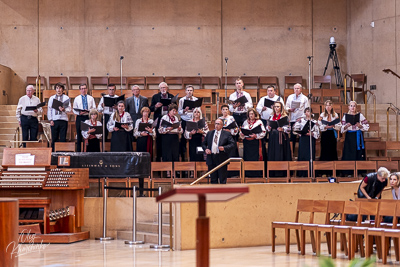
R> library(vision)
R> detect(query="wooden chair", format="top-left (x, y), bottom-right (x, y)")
top-left (259, 76), bottom-right (279, 95)
top-left (195, 161), bottom-right (209, 183)
top-left (109, 77), bottom-right (127, 89)
top-left (221, 76), bottom-right (240, 89)
top-left (285, 76), bottom-right (303, 89)
top-left (364, 122), bottom-right (381, 142)
top-left (91, 76), bottom-right (109, 90)
top-left (127, 77), bottom-right (146, 90)
top-left (313, 161), bottom-right (335, 182)
top-left (128, 177), bottom-right (151, 197)
top-left (27, 76), bottom-right (47, 91)
top-left (150, 162), bottom-right (173, 197)
top-left (42, 90), bottom-right (54, 103)
top-left (241, 76), bottom-right (259, 89)
top-left (54, 142), bottom-right (76, 152)
top-left (164, 77), bottom-right (183, 90)
top-left (215, 89), bottom-right (235, 104)
top-left (365, 141), bottom-right (387, 160)
top-left (347, 74), bottom-right (366, 103)
top-left (49, 76), bottom-right (69, 91)
top-left (26, 141), bottom-right (48, 148)
top-left (146, 76), bottom-right (164, 89)
top-left (245, 89), bottom-right (258, 105)
top-left (376, 160), bottom-right (398, 172)
top-left (67, 89), bottom-right (82, 100)
top-left (380, 202), bottom-right (400, 264)
top-left (69, 76), bottom-right (89, 90)
top-left (182, 77), bottom-right (201, 89)
top-left (335, 161), bottom-right (356, 181)
top-left (174, 162), bottom-right (196, 184)
top-left (103, 142), bottom-right (111, 152)
top-left (271, 199), bottom-right (313, 254)
top-left (355, 161), bottom-right (377, 178)
top-left (227, 161), bottom-right (242, 183)
top-left (201, 76), bottom-right (221, 89)
top-left (266, 161), bottom-right (289, 183)
top-left (243, 161), bottom-right (265, 183)
top-left (386, 141), bottom-right (400, 160)
top-left (289, 161), bottom-right (311, 183)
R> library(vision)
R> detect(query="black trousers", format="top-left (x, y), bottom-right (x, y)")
top-left (20, 115), bottom-right (38, 147)
top-left (51, 120), bottom-right (68, 151)
top-left (103, 114), bottom-right (111, 141)
top-left (208, 154), bottom-right (228, 184)
top-left (76, 115), bottom-right (89, 152)
top-left (179, 120), bottom-right (187, 161)
top-left (233, 113), bottom-right (247, 128)
top-left (289, 121), bottom-right (298, 156)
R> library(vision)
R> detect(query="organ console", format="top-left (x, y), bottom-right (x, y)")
top-left (0, 148), bottom-right (89, 243)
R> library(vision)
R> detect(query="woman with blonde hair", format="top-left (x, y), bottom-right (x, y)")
top-left (318, 100), bottom-right (341, 161)
top-left (107, 100), bottom-right (133, 152)
top-left (81, 109), bottom-right (102, 152)
top-left (133, 106), bottom-right (155, 157)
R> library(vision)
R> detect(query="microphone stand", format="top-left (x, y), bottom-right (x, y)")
top-left (120, 56), bottom-right (124, 95)
top-left (224, 57), bottom-right (228, 103)
top-left (307, 56), bottom-right (313, 180)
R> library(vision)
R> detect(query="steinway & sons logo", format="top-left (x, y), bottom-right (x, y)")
top-left (81, 159), bottom-right (120, 168)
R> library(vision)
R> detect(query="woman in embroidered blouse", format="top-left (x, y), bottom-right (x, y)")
top-left (184, 107), bottom-right (209, 163)
top-left (133, 106), bottom-right (155, 157)
top-left (239, 108), bottom-right (266, 162)
top-left (158, 104), bottom-right (183, 166)
top-left (81, 109), bottom-right (102, 152)
top-left (341, 101), bottom-right (369, 161)
top-left (293, 108), bottom-right (320, 177)
top-left (266, 101), bottom-right (292, 176)
top-left (107, 100), bottom-right (133, 152)
top-left (318, 100), bottom-right (341, 161)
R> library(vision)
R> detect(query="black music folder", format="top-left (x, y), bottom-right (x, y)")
top-left (263, 98), bottom-right (275, 109)
top-left (160, 94), bottom-right (179, 106)
top-left (138, 122), bottom-right (152, 132)
top-left (345, 113), bottom-right (360, 125)
top-left (186, 118), bottom-right (206, 131)
top-left (183, 98), bottom-right (203, 109)
top-left (240, 124), bottom-right (262, 137)
top-left (115, 121), bottom-right (130, 130)
top-left (321, 118), bottom-right (341, 126)
top-left (80, 122), bottom-right (103, 134)
top-left (231, 95), bottom-right (248, 105)
top-left (267, 116), bottom-right (289, 130)
top-left (223, 120), bottom-right (238, 130)
top-left (161, 119), bottom-right (180, 129)
top-left (295, 120), bottom-right (316, 135)
top-left (104, 95), bottom-right (125, 107)
top-left (73, 108), bottom-right (89, 113)
top-left (25, 101), bottom-right (46, 111)
top-left (52, 98), bottom-right (70, 110)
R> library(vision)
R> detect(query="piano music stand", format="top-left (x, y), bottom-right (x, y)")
top-left (156, 185), bottom-right (249, 267)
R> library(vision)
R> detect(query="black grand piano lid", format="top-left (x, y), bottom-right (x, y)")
top-left (51, 152), bottom-right (151, 178)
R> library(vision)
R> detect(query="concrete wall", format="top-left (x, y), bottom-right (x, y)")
top-left (0, 0), bottom-right (348, 103)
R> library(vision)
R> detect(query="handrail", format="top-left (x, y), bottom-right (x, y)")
top-left (12, 127), bottom-right (20, 148)
top-left (365, 89), bottom-right (376, 123)
top-left (386, 104), bottom-right (400, 141)
top-left (190, 157), bottom-right (245, 185)
top-left (343, 74), bottom-right (354, 104)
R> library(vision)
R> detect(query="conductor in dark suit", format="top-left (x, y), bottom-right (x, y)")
top-left (202, 119), bottom-right (235, 184)
top-left (150, 82), bottom-right (174, 161)
top-left (125, 85), bottom-right (149, 124)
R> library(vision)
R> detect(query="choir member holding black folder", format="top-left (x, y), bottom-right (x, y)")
top-left (318, 100), bottom-right (341, 162)
top-left (81, 109), bottom-right (102, 152)
top-left (228, 78), bottom-right (253, 127)
top-left (341, 101), bottom-right (369, 161)
top-left (293, 108), bottom-right (320, 177)
top-left (133, 107), bottom-right (156, 157)
top-left (158, 104), bottom-right (182, 176)
top-left (98, 84), bottom-right (119, 141)
top-left (219, 104), bottom-right (239, 158)
top-left (107, 100), bottom-right (133, 152)
top-left (184, 108), bottom-right (209, 177)
top-left (266, 101), bottom-right (291, 176)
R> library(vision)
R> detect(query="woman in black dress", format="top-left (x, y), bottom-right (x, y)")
top-left (107, 100), bottom-right (133, 152)
top-left (318, 100), bottom-right (341, 161)
top-left (81, 109), bottom-right (102, 152)
top-left (133, 107), bottom-right (155, 157)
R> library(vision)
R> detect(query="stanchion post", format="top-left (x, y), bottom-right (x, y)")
top-left (150, 187), bottom-right (170, 249)
top-left (125, 186), bottom-right (144, 245)
top-left (96, 178), bottom-right (114, 241)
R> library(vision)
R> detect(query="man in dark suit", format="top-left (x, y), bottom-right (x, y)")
top-left (126, 85), bottom-right (149, 125)
top-left (150, 82), bottom-right (174, 162)
top-left (202, 118), bottom-right (235, 184)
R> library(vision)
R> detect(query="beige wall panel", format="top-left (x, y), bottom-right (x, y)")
top-left (0, 0), bottom-right (36, 25)
top-left (222, 0), bottom-right (311, 27)
top-left (39, 0), bottom-right (84, 27)
top-left (131, 0), bottom-right (221, 26)
top-left (372, 0), bottom-right (395, 21)
top-left (84, 0), bottom-right (131, 27)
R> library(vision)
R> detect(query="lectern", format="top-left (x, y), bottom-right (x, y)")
top-left (156, 185), bottom-right (249, 267)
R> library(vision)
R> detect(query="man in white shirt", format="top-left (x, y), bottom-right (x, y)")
top-left (285, 83), bottom-right (310, 155)
top-left (178, 85), bottom-right (198, 161)
top-left (228, 78), bottom-right (253, 127)
top-left (47, 83), bottom-right (72, 151)
top-left (73, 84), bottom-right (96, 152)
top-left (98, 83), bottom-right (118, 141)
top-left (16, 85), bottom-right (42, 147)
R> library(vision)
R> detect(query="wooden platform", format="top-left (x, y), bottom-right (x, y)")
top-left (19, 231), bottom-right (90, 244)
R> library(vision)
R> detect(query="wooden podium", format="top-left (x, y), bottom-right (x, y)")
top-left (156, 185), bottom-right (249, 267)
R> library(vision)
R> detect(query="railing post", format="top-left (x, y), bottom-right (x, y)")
top-left (150, 187), bottom-right (170, 249)
top-left (125, 186), bottom-right (144, 245)
top-left (95, 178), bottom-right (114, 241)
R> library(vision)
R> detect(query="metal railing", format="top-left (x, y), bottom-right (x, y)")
top-left (12, 127), bottom-right (20, 148)
top-left (387, 103), bottom-right (400, 141)
top-left (344, 74), bottom-right (355, 104)
top-left (365, 89), bottom-right (376, 123)
top-left (190, 157), bottom-right (245, 185)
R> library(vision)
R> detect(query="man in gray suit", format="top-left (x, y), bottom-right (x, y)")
top-left (125, 85), bottom-right (149, 126)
